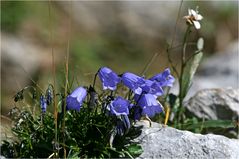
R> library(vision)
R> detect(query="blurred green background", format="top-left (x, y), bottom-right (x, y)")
top-left (1, 1), bottom-right (238, 115)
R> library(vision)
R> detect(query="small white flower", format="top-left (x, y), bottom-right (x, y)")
top-left (184, 8), bottom-right (203, 29)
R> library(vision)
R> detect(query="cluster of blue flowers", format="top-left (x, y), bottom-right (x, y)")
top-left (39, 66), bottom-right (174, 135)
top-left (66, 66), bottom-right (174, 120)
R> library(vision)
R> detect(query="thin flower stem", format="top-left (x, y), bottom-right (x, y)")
top-left (110, 90), bottom-right (114, 97)
top-left (164, 103), bottom-right (170, 125)
top-left (93, 71), bottom-right (99, 89)
top-left (127, 90), bottom-right (133, 101)
top-left (166, 48), bottom-right (180, 79)
top-left (167, 0), bottom-right (183, 79)
top-left (170, 0), bottom-right (183, 50)
top-left (48, 1), bottom-right (58, 157)
top-left (140, 52), bottom-right (159, 77)
top-left (167, 44), bottom-right (184, 51)
top-left (145, 115), bottom-right (152, 127)
top-left (19, 66), bottom-right (44, 94)
top-left (178, 26), bottom-right (191, 122)
top-left (62, 1), bottom-right (72, 158)
top-left (163, 0), bottom-right (183, 111)
top-left (168, 42), bottom-right (196, 53)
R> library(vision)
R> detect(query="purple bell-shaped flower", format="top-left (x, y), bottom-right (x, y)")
top-left (109, 96), bottom-right (130, 116)
top-left (98, 67), bottom-right (121, 91)
top-left (149, 68), bottom-right (175, 87)
top-left (40, 95), bottom-right (47, 113)
top-left (66, 87), bottom-right (87, 111)
top-left (137, 94), bottom-right (164, 118)
top-left (122, 72), bottom-right (145, 95)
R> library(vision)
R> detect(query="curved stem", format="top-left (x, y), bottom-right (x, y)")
top-left (140, 52), bottom-right (159, 76)
top-left (93, 71), bottom-right (99, 89)
top-left (178, 26), bottom-right (191, 122)
top-left (167, 0), bottom-right (183, 79)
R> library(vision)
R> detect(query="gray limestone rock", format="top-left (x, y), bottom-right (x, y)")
top-left (135, 121), bottom-right (239, 159)
top-left (184, 88), bottom-right (239, 120)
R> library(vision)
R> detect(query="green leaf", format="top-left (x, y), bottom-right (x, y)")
top-left (127, 144), bottom-right (143, 156)
top-left (67, 150), bottom-right (80, 159)
top-left (109, 128), bottom-right (117, 148)
top-left (186, 120), bottom-right (234, 130)
top-left (181, 51), bottom-right (203, 99)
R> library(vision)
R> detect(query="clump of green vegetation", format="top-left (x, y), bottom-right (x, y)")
top-left (1, 80), bottom-right (145, 158)
top-left (2, 63), bottom-right (175, 158)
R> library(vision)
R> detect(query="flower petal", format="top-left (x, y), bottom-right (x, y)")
top-left (66, 96), bottom-right (81, 111)
top-left (149, 68), bottom-right (175, 88)
top-left (193, 20), bottom-right (201, 29)
top-left (190, 9), bottom-right (197, 16)
top-left (188, 9), bottom-right (192, 15)
top-left (196, 14), bottom-right (203, 20)
top-left (122, 72), bottom-right (144, 95)
top-left (109, 96), bottom-right (130, 116)
top-left (140, 80), bottom-right (164, 96)
top-left (66, 87), bottom-right (87, 111)
top-left (137, 94), bottom-right (164, 118)
top-left (98, 67), bottom-right (120, 91)
top-left (40, 95), bottom-right (47, 113)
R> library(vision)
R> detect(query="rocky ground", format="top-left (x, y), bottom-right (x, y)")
top-left (135, 121), bottom-right (239, 159)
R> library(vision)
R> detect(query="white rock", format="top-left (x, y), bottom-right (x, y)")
top-left (135, 122), bottom-right (239, 159)
top-left (185, 88), bottom-right (239, 120)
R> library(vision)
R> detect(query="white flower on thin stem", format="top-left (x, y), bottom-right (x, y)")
top-left (184, 8), bottom-right (203, 29)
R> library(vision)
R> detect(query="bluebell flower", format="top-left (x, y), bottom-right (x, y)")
top-left (137, 94), bottom-right (164, 118)
top-left (109, 96), bottom-right (130, 116)
top-left (149, 68), bottom-right (175, 87)
top-left (116, 115), bottom-right (130, 136)
top-left (122, 72), bottom-right (145, 95)
top-left (66, 87), bottom-right (87, 111)
top-left (140, 79), bottom-right (164, 96)
top-left (40, 95), bottom-right (47, 113)
top-left (46, 88), bottom-right (52, 105)
top-left (121, 115), bottom-right (130, 131)
top-left (98, 67), bottom-right (121, 91)
top-left (132, 106), bottom-right (142, 121)
top-left (116, 120), bottom-right (124, 136)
